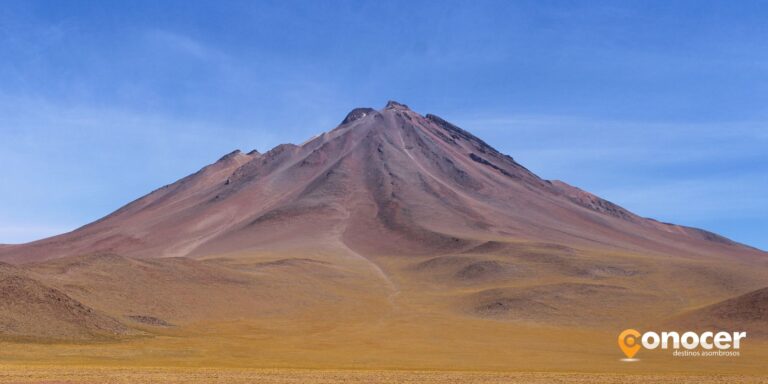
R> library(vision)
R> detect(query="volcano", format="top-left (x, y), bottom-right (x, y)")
top-left (0, 101), bottom-right (766, 371)
top-left (0, 100), bottom-right (757, 263)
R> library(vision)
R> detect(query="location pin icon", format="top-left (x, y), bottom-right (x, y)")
top-left (618, 329), bottom-right (641, 359)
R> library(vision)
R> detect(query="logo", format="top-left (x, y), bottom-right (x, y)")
top-left (618, 329), bottom-right (746, 361)
top-left (618, 329), bottom-right (641, 359)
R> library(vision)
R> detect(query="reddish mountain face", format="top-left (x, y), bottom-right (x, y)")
top-left (0, 101), bottom-right (762, 264)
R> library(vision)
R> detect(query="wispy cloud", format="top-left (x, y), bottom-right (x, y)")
top-left (600, 176), bottom-right (768, 221)
top-left (145, 29), bottom-right (224, 61)
top-left (0, 223), bottom-right (75, 244)
top-left (450, 113), bottom-right (768, 248)
top-left (454, 114), bottom-right (767, 171)
top-left (458, 114), bottom-right (767, 140)
top-left (0, 93), bottom-right (281, 241)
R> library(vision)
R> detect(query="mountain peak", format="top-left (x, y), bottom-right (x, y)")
top-left (216, 149), bottom-right (243, 162)
top-left (384, 100), bottom-right (410, 110)
top-left (341, 107), bottom-right (377, 125)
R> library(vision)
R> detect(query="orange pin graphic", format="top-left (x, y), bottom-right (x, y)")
top-left (618, 329), bottom-right (641, 359)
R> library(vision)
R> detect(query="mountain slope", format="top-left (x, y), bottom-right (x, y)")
top-left (0, 101), bottom-right (761, 265)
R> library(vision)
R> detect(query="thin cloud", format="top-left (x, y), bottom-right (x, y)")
top-left (599, 175), bottom-right (768, 221)
top-left (447, 113), bottom-right (767, 249)
top-left (145, 29), bottom-right (222, 61)
top-left (458, 115), bottom-right (767, 140)
top-left (0, 223), bottom-right (75, 244)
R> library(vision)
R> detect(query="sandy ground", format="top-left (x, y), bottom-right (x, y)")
top-left (0, 366), bottom-right (766, 384)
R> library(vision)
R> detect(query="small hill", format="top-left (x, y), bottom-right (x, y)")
top-left (0, 262), bottom-right (131, 341)
top-left (464, 282), bottom-right (656, 326)
top-left (673, 287), bottom-right (768, 337)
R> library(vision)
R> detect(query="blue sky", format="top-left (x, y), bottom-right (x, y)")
top-left (0, 1), bottom-right (766, 249)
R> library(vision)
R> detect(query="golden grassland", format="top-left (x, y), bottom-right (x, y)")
top-left (0, 365), bottom-right (766, 384)
top-left (2, 246), bottom-right (766, 382)
top-left (0, 318), bottom-right (766, 383)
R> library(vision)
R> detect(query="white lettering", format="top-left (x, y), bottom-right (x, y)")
top-left (661, 332), bottom-right (680, 349)
top-left (733, 332), bottom-right (747, 349)
top-left (642, 331), bottom-right (660, 349)
top-left (681, 332), bottom-right (699, 349)
top-left (714, 332), bottom-right (732, 349)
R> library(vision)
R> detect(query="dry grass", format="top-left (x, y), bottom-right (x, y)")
top-left (1, 246), bottom-right (766, 381)
top-left (0, 366), bottom-right (765, 384)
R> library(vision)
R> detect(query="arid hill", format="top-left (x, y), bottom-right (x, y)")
top-left (0, 262), bottom-right (130, 341)
top-left (673, 287), bottom-right (768, 336)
